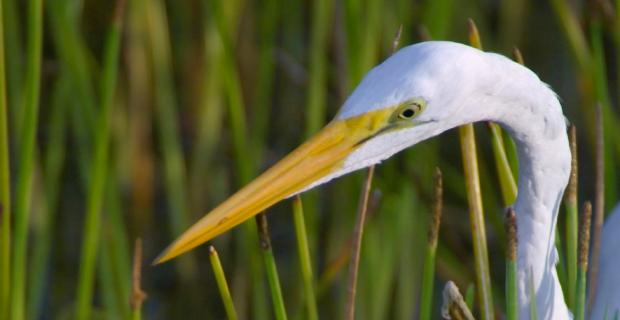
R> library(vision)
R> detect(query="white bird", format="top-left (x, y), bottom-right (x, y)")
top-left (155, 41), bottom-right (618, 319)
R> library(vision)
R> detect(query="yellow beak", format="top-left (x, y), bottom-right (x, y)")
top-left (154, 108), bottom-right (396, 264)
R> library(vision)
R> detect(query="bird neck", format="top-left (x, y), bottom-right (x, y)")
top-left (480, 59), bottom-right (571, 319)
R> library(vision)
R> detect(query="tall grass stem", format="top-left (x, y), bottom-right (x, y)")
top-left (292, 196), bottom-right (319, 320)
top-left (419, 168), bottom-right (443, 320)
top-left (0, 0), bottom-right (11, 316)
top-left (9, 0), bottom-right (43, 317)
top-left (505, 208), bottom-right (518, 320)
top-left (256, 213), bottom-right (288, 320)
top-left (565, 125), bottom-right (578, 309)
top-left (588, 103), bottom-right (605, 309)
top-left (575, 202), bottom-right (592, 320)
top-left (75, 1), bottom-right (125, 318)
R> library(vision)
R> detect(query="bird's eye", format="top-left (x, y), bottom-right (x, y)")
top-left (397, 101), bottom-right (424, 120)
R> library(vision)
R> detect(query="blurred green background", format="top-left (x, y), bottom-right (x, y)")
top-left (1, 0), bottom-right (619, 319)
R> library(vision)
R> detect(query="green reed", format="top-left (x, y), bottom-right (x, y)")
top-left (75, 1), bottom-right (125, 318)
top-left (0, 0), bottom-right (10, 317)
top-left (10, 0), bottom-right (42, 318)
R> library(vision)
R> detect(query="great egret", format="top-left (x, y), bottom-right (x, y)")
top-left (155, 41), bottom-right (617, 318)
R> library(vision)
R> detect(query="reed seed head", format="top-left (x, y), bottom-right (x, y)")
top-left (505, 207), bottom-right (518, 262)
top-left (578, 201), bottom-right (592, 269)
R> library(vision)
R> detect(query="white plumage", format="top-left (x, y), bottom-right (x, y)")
top-left (159, 41), bottom-right (620, 319)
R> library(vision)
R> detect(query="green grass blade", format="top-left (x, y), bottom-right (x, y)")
top-left (0, 0), bottom-right (11, 316)
top-left (27, 76), bottom-right (68, 319)
top-left (189, 1), bottom-right (225, 213)
top-left (488, 122), bottom-right (518, 205)
top-left (3, 0), bottom-right (23, 129)
top-left (292, 196), bottom-right (319, 320)
top-left (252, 0), bottom-right (279, 156)
top-left (306, 0), bottom-right (332, 136)
top-left (256, 213), bottom-right (288, 320)
top-left (419, 168), bottom-right (443, 320)
top-left (548, 0), bottom-right (591, 72)
top-left (209, 246), bottom-right (239, 320)
top-left (9, 0), bottom-right (43, 317)
top-left (144, 0), bottom-right (198, 278)
top-left (565, 125), bottom-right (578, 310)
top-left (75, 1), bottom-right (125, 318)
top-left (505, 208), bottom-right (518, 320)
top-left (464, 284), bottom-right (475, 311)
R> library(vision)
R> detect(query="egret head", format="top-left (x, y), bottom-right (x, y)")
top-left (155, 41), bottom-right (501, 263)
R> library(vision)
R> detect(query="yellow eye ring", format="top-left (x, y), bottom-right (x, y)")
top-left (397, 101), bottom-right (424, 120)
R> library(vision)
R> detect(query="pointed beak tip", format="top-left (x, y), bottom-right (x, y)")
top-left (152, 247), bottom-right (173, 266)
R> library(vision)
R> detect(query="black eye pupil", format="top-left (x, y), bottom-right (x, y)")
top-left (401, 108), bottom-right (415, 118)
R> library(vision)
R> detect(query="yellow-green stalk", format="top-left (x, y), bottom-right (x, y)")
top-left (565, 125), bottom-right (579, 309)
top-left (209, 246), bottom-right (239, 320)
top-left (420, 168), bottom-right (443, 320)
top-left (256, 213), bottom-right (287, 320)
top-left (292, 196), bottom-right (319, 320)
top-left (9, 0), bottom-right (42, 318)
top-left (75, 1), bottom-right (125, 318)
top-left (462, 19), bottom-right (494, 319)
top-left (575, 201), bottom-right (592, 320)
top-left (505, 208), bottom-right (518, 320)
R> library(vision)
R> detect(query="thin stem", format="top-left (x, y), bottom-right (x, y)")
top-left (292, 196), bottom-right (318, 320)
top-left (256, 213), bottom-right (287, 320)
top-left (565, 125), bottom-right (578, 310)
top-left (75, 1), bottom-right (125, 318)
top-left (344, 166), bottom-right (375, 320)
top-left (9, 0), bottom-right (43, 318)
top-left (505, 208), bottom-right (518, 320)
top-left (420, 167), bottom-right (443, 320)
top-left (209, 246), bottom-right (238, 320)
top-left (588, 103), bottom-right (605, 310)
top-left (0, 0), bottom-right (11, 317)
top-left (130, 239), bottom-right (147, 320)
